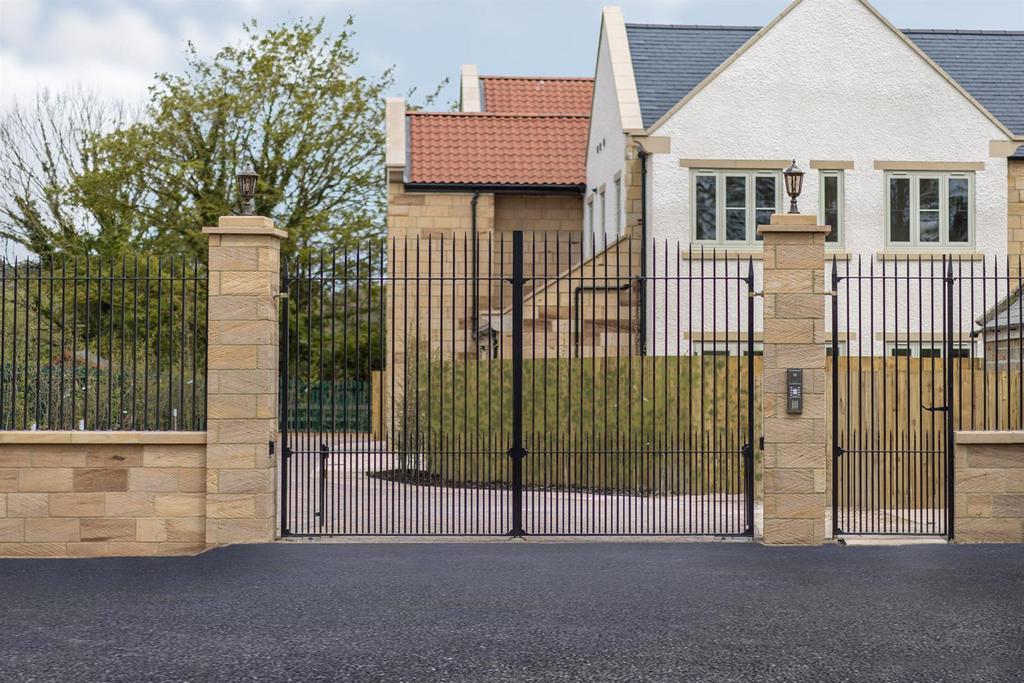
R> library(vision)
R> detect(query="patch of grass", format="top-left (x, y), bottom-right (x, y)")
top-left (393, 355), bottom-right (761, 494)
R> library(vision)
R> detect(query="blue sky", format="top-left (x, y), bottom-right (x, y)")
top-left (1, 0), bottom-right (1022, 108)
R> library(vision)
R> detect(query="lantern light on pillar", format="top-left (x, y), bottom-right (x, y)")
top-left (237, 160), bottom-right (258, 216)
top-left (783, 160), bottom-right (805, 214)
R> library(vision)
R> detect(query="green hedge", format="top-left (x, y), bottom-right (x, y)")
top-left (394, 356), bottom-right (761, 494)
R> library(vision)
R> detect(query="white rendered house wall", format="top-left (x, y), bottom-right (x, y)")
top-left (585, 21), bottom-right (629, 257)
top-left (643, 0), bottom-right (1009, 356)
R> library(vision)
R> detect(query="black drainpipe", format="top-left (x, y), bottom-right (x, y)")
top-left (638, 146), bottom-right (649, 356)
top-left (471, 191), bottom-right (480, 336)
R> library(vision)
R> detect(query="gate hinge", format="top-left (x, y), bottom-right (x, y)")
top-left (282, 444), bottom-right (291, 459)
top-left (834, 445), bottom-right (844, 457)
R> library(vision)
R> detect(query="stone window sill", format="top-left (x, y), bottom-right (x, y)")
top-left (876, 251), bottom-right (984, 261)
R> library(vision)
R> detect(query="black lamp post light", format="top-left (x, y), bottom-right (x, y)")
top-left (783, 159), bottom-right (805, 214)
top-left (237, 160), bottom-right (258, 216)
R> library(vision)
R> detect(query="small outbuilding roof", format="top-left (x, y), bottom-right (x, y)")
top-left (406, 112), bottom-right (588, 187)
top-left (480, 76), bottom-right (594, 116)
top-left (977, 286), bottom-right (1023, 334)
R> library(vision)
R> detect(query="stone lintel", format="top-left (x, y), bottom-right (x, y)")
top-left (759, 213), bottom-right (831, 235)
top-left (954, 431), bottom-right (1024, 445)
top-left (204, 216), bottom-right (288, 239)
top-left (0, 431), bottom-right (206, 445)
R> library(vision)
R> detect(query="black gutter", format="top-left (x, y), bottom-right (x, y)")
top-left (470, 191), bottom-right (480, 336)
top-left (404, 182), bottom-right (586, 195)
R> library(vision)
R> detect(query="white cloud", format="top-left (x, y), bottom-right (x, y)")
top-left (0, 0), bottom-right (41, 46)
top-left (0, 3), bottom-right (177, 106)
top-left (0, 48), bottom-right (156, 107)
top-left (40, 6), bottom-right (174, 66)
top-left (176, 16), bottom-right (248, 57)
top-left (0, 1), bottom-right (261, 108)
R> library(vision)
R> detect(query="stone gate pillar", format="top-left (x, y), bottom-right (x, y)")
top-left (203, 216), bottom-right (286, 545)
top-left (758, 214), bottom-right (830, 545)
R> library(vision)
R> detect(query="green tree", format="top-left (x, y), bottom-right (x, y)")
top-left (0, 90), bottom-right (131, 258)
top-left (2, 17), bottom-right (437, 260)
top-left (77, 17), bottom-right (397, 260)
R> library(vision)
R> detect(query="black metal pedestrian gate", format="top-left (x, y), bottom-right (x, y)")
top-left (281, 231), bottom-right (759, 537)
top-left (830, 255), bottom-right (1024, 539)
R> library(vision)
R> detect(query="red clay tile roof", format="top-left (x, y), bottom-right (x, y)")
top-left (480, 76), bottom-right (593, 115)
top-left (407, 113), bottom-right (588, 187)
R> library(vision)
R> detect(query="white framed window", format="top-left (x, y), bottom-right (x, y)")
top-left (819, 170), bottom-right (843, 247)
top-left (885, 171), bottom-right (973, 248)
top-left (885, 341), bottom-right (973, 358)
top-left (613, 175), bottom-right (622, 236)
top-left (824, 341), bottom-right (849, 357)
top-left (691, 170), bottom-right (781, 246)
top-left (693, 341), bottom-right (764, 357)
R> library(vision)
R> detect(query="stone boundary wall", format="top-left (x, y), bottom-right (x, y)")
top-left (954, 431), bottom-right (1024, 543)
top-left (0, 432), bottom-right (207, 557)
top-left (0, 214), bottom-right (284, 559)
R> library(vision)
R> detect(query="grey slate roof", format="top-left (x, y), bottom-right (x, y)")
top-left (625, 24), bottom-right (1024, 155)
top-left (625, 25), bottom-right (757, 129)
top-left (905, 30), bottom-right (1024, 137)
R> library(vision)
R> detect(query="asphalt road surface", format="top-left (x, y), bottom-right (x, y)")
top-left (2, 541), bottom-right (1022, 682)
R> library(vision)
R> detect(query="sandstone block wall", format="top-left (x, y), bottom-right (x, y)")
top-left (386, 179), bottom-right (589, 367)
top-left (1009, 159), bottom-right (1024, 265)
top-left (0, 433), bottom-right (207, 557)
top-left (203, 216), bottom-right (284, 545)
top-left (759, 215), bottom-right (830, 545)
top-left (954, 431), bottom-right (1024, 543)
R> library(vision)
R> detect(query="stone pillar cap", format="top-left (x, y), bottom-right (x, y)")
top-left (203, 215), bottom-right (288, 238)
top-left (757, 212), bottom-right (831, 235)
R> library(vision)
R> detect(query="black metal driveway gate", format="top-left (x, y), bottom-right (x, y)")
top-left (281, 231), bottom-right (758, 537)
top-left (830, 255), bottom-right (1023, 539)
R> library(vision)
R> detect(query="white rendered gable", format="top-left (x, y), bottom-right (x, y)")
top-left (647, 0), bottom-right (1008, 256)
top-left (585, 17), bottom-right (630, 255)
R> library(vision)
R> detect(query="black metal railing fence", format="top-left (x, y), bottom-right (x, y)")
top-left (0, 255), bottom-right (207, 431)
top-left (280, 231), bottom-right (760, 536)
top-left (830, 254), bottom-right (1023, 537)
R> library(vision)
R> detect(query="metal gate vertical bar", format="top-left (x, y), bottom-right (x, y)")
top-left (745, 257), bottom-right (755, 534)
top-left (280, 261), bottom-right (291, 537)
top-left (508, 230), bottom-right (526, 538)
top-left (831, 259), bottom-right (840, 536)
top-left (944, 260), bottom-right (955, 540)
